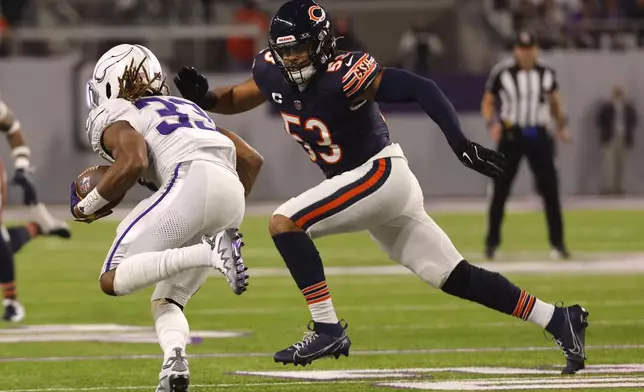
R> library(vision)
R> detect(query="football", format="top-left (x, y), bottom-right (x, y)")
top-left (74, 165), bottom-right (124, 213)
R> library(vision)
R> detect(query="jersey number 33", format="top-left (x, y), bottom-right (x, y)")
top-left (135, 96), bottom-right (218, 135)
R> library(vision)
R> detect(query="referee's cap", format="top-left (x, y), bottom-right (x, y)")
top-left (514, 31), bottom-right (537, 48)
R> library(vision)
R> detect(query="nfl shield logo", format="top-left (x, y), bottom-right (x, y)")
top-left (79, 176), bottom-right (91, 194)
top-left (294, 100), bottom-right (302, 111)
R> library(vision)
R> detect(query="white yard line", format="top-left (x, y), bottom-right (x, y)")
top-left (235, 258), bottom-right (644, 278)
top-left (0, 381), bottom-right (365, 392)
top-left (1, 344), bottom-right (642, 364)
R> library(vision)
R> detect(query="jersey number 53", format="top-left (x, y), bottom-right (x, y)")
top-left (281, 113), bottom-right (342, 164)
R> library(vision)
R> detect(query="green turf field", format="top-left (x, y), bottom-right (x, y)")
top-left (1, 210), bottom-right (643, 391)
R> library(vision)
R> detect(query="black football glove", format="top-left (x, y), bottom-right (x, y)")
top-left (456, 140), bottom-right (507, 178)
top-left (173, 67), bottom-right (217, 110)
top-left (13, 167), bottom-right (38, 206)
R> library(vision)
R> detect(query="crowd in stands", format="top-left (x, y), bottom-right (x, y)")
top-left (491, 0), bottom-right (644, 49)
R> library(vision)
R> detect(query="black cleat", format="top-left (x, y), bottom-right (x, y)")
top-left (274, 320), bottom-right (351, 366)
top-left (485, 245), bottom-right (497, 260)
top-left (549, 304), bottom-right (589, 374)
top-left (2, 299), bottom-right (25, 322)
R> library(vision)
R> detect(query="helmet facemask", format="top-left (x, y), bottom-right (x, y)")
top-left (270, 21), bottom-right (336, 86)
top-left (271, 41), bottom-right (316, 85)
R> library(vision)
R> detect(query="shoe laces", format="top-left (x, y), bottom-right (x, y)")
top-left (293, 331), bottom-right (319, 350)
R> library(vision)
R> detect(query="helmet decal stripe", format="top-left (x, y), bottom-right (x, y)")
top-left (93, 47), bottom-right (134, 82)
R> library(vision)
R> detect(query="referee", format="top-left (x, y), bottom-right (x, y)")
top-left (481, 31), bottom-right (570, 260)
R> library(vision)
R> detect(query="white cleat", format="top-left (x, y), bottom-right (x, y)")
top-left (2, 299), bottom-right (25, 322)
top-left (201, 229), bottom-right (248, 295)
top-left (31, 203), bottom-right (71, 238)
top-left (156, 347), bottom-right (190, 392)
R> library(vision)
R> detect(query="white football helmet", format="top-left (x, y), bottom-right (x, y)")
top-left (87, 44), bottom-right (167, 109)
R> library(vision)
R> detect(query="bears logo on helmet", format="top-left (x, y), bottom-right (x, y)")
top-left (268, 0), bottom-right (336, 85)
top-left (308, 5), bottom-right (326, 22)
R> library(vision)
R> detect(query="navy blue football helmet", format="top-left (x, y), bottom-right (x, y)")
top-left (268, 0), bottom-right (336, 85)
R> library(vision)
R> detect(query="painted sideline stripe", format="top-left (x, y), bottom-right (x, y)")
top-left (0, 381), bottom-right (365, 392)
top-left (1, 344), bottom-right (642, 364)
top-left (379, 376), bottom-right (644, 391)
top-left (225, 258), bottom-right (644, 277)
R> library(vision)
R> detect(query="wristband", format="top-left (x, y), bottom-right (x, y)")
top-left (77, 188), bottom-right (110, 215)
top-left (11, 145), bottom-right (30, 159)
top-left (14, 156), bottom-right (29, 170)
top-left (8, 120), bottom-right (21, 135)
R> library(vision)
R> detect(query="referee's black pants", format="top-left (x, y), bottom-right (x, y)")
top-left (486, 126), bottom-right (565, 249)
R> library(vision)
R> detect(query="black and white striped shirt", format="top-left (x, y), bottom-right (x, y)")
top-left (486, 59), bottom-right (558, 128)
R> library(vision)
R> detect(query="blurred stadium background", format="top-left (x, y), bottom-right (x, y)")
top-left (0, 1), bottom-right (643, 391)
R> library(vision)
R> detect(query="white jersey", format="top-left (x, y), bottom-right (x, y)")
top-left (85, 96), bottom-right (236, 187)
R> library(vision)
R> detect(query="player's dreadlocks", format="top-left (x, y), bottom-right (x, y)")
top-left (117, 58), bottom-right (168, 103)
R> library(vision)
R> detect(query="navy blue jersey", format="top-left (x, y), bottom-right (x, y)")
top-left (252, 49), bottom-right (391, 178)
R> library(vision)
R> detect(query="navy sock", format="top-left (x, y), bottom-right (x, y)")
top-left (272, 231), bottom-right (327, 291)
top-left (442, 260), bottom-right (525, 317)
top-left (272, 231), bottom-right (342, 335)
top-left (0, 236), bottom-right (16, 299)
top-left (8, 226), bottom-right (33, 253)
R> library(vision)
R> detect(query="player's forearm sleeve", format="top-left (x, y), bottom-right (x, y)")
top-left (375, 68), bottom-right (467, 150)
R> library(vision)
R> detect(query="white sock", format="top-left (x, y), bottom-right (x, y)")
top-left (302, 281), bottom-right (339, 324)
top-left (527, 299), bottom-right (555, 329)
top-left (113, 243), bottom-right (210, 295)
top-left (153, 301), bottom-right (189, 360)
top-left (309, 298), bottom-right (339, 324)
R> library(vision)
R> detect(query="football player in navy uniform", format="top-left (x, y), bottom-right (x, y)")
top-left (174, 0), bottom-right (588, 374)
top-left (0, 94), bottom-right (72, 321)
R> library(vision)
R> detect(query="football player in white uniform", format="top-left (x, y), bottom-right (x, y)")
top-left (72, 44), bottom-right (263, 392)
top-left (0, 94), bottom-right (72, 322)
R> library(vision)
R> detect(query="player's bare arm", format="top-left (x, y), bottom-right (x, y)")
top-left (481, 92), bottom-right (502, 142)
top-left (356, 68), bottom-right (507, 179)
top-left (0, 100), bottom-right (41, 205)
top-left (0, 102), bottom-right (28, 159)
top-left (72, 121), bottom-right (148, 220)
top-left (0, 111), bottom-right (27, 152)
top-left (97, 121), bottom-right (149, 198)
top-left (549, 91), bottom-right (570, 141)
top-left (218, 127), bottom-right (264, 197)
top-left (174, 68), bottom-right (266, 114)
top-left (480, 91), bottom-right (496, 124)
top-left (210, 78), bottom-right (266, 114)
